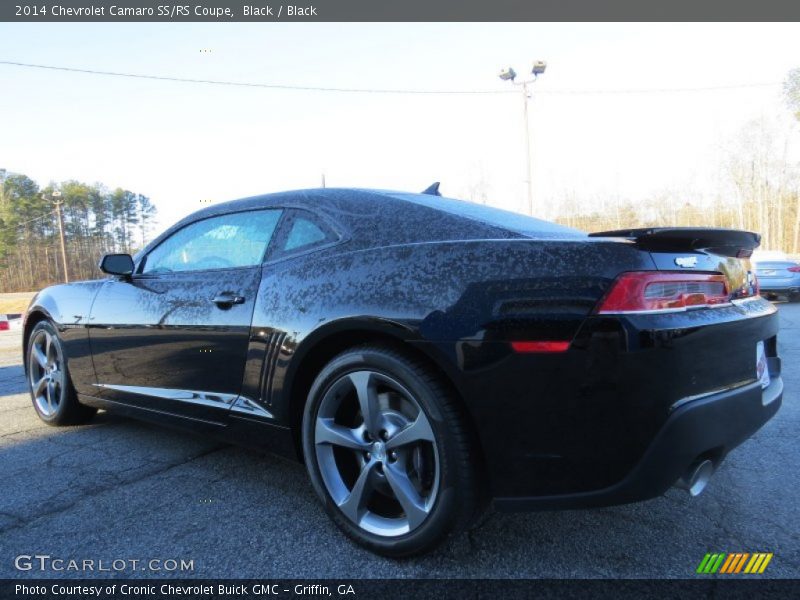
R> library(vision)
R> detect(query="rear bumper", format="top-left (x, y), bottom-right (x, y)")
top-left (494, 367), bottom-right (782, 511)
top-left (421, 296), bottom-right (781, 504)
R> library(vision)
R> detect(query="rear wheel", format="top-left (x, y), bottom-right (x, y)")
top-left (302, 345), bottom-right (481, 557)
top-left (27, 321), bottom-right (96, 426)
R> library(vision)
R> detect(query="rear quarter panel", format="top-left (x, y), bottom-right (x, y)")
top-left (249, 237), bottom-right (654, 432)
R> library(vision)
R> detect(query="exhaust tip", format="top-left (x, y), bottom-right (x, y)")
top-left (676, 459), bottom-right (714, 497)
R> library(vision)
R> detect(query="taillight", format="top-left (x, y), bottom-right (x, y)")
top-left (595, 272), bottom-right (731, 314)
top-left (788, 266), bottom-right (800, 273)
top-left (511, 341), bottom-right (571, 353)
top-left (0, 321), bottom-right (8, 331)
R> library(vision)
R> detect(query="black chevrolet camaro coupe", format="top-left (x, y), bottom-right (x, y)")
top-left (23, 188), bottom-right (783, 556)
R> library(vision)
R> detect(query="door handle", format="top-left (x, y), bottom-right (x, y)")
top-left (212, 293), bottom-right (245, 307)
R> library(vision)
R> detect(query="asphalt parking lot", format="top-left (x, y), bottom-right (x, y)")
top-left (0, 305), bottom-right (798, 579)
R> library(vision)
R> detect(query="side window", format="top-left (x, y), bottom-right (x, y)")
top-left (142, 210), bottom-right (282, 274)
top-left (283, 215), bottom-right (329, 252)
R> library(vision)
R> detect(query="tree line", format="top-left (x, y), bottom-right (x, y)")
top-left (552, 116), bottom-right (800, 254)
top-left (0, 170), bottom-right (156, 292)
top-left (553, 68), bottom-right (800, 255)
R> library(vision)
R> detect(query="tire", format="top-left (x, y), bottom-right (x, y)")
top-left (26, 320), bottom-right (97, 426)
top-left (302, 345), bottom-right (481, 557)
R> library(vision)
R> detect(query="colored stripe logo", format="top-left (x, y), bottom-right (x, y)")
top-left (696, 552), bottom-right (773, 574)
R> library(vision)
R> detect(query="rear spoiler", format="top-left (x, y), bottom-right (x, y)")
top-left (588, 227), bottom-right (761, 258)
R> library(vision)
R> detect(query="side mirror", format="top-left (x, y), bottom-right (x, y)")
top-left (99, 253), bottom-right (135, 277)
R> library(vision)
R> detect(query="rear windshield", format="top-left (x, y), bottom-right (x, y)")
top-left (388, 192), bottom-right (586, 239)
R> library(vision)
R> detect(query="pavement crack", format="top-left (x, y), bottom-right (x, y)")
top-left (0, 426), bottom-right (46, 438)
top-left (0, 510), bottom-right (24, 526)
top-left (0, 444), bottom-right (226, 535)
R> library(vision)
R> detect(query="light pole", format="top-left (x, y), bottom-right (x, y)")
top-left (499, 61), bottom-right (547, 216)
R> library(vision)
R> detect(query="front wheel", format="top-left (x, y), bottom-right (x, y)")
top-left (302, 345), bottom-right (482, 557)
top-left (26, 320), bottom-right (96, 426)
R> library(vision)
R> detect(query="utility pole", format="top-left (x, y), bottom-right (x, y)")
top-left (52, 191), bottom-right (69, 283)
top-left (499, 61), bottom-right (547, 216)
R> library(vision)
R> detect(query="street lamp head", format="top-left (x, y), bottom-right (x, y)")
top-left (531, 61), bottom-right (547, 76)
top-left (52, 191), bottom-right (62, 197)
top-left (498, 67), bottom-right (517, 82)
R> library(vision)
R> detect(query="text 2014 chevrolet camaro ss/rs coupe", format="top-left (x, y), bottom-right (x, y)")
top-left (23, 187), bottom-right (783, 556)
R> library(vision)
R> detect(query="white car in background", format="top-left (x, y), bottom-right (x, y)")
top-left (752, 251), bottom-right (800, 301)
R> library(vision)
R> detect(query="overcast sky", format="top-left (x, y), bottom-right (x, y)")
top-left (1, 22), bottom-right (798, 232)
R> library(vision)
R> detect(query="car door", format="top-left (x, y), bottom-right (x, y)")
top-left (88, 208), bottom-right (283, 423)
top-left (239, 209), bottom-right (341, 421)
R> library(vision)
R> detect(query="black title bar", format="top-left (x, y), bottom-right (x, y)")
top-left (3, 579), bottom-right (800, 600)
top-left (3, 0), bottom-right (800, 22)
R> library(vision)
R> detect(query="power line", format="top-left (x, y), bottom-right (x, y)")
top-left (0, 60), bottom-right (782, 96)
top-left (0, 60), bottom-right (511, 94)
top-left (0, 210), bottom-right (55, 230)
top-left (533, 82), bottom-right (782, 95)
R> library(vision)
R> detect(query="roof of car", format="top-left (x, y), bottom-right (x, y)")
top-left (142, 188), bottom-right (585, 258)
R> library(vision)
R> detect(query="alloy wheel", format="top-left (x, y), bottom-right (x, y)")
top-left (314, 370), bottom-right (440, 537)
top-left (28, 329), bottom-right (64, 417)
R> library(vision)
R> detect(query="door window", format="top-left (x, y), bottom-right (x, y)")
top-left (142, 210), bottom-right (282, 274)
